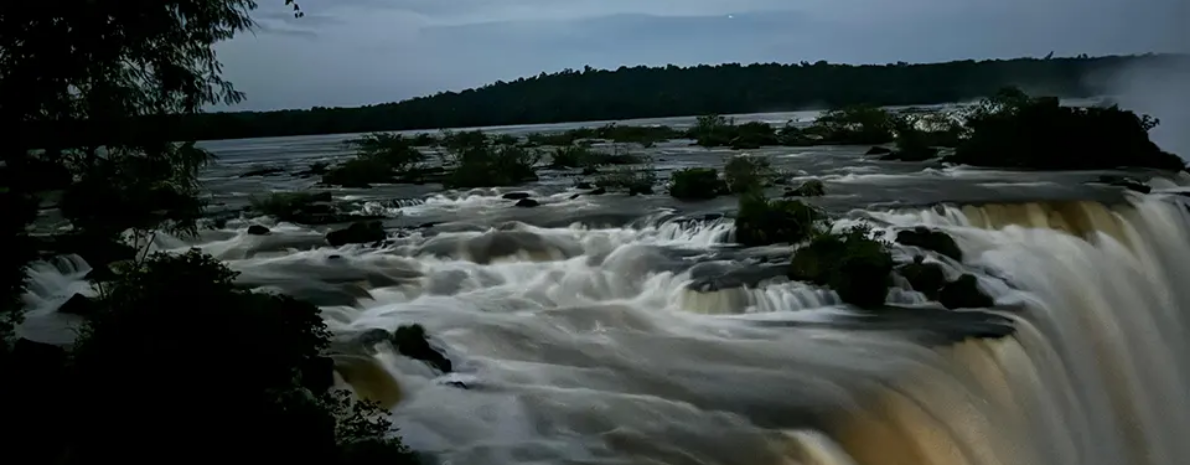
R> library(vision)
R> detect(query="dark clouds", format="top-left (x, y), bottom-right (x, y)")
top-left (215, 0), bottom-right (1189, 110)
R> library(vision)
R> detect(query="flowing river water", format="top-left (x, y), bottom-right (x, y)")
top-left (19, 111), bottom-right (1190, 465)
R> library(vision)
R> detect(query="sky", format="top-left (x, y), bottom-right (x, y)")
top-left (217, 0), bottom-right (1189, 111)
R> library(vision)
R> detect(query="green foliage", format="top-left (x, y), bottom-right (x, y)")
top-left (323, 133), bottom-right (429, 187)
top-left (689, 115), bottom-right (734, 147)
top-left (550, 145), bottom-right (591, 168)
top-left (594, 123), bottom-right (684, 147)
top-left (729, 122), bottom-right (781, 149)
top-left (1, 3), bottom-right (422, 462)
top-left (789, 227), bottom-right (895, 309)
top-left (179, 55), bottom-right (1189, 140)
top-left (907, 111), bottom-right (965, 148)
top-left (949, 87), bottom-right (1184, 171)
top-left (323, 157), bottom-right (395, 188)
top-left (687, 116), bottom-right (784, 148)
top-left (446, 143), bottom-right (541, 188)
top-left (723, 155), bottom-right (774, 193)
top-left (882, 117), bottom-right (941, 161)
top-left (669, 168), bottom-right (726, 200)
top-left (250, 191), bottom-right (340, 223)
top-left (438, 129), bottom-right (490, 154)
top-left (734, 192), bottom-right (824, 247)
top-left (61, 142), bottom-right (212, 243)
top-left (66, 250), bottom-right (417, 464)
top-left (808, 105), bottom-right (897, 145)
top-left (550, 144), bottom-right (644, 169)
top-left (777, 123), bottom-right (808, 146)
top-left (594, 167), bottom-right (657, 195)
top-left (349, 133), bottom-right (429, 172)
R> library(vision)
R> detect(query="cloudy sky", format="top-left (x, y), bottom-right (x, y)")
top-left (217, 0), bottom-right (1188, 111)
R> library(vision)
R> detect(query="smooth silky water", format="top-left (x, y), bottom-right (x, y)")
top-left (18, 115), bottom-right (1190, 465)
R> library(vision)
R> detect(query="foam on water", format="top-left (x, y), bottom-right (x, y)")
top-left (20, 187), bottom-right (1190, 465)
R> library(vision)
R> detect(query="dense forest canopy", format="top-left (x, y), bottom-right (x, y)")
top-left (184, 53), bottom-right (1187, 141)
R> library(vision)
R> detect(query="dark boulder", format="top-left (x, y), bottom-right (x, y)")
top-left (502, 192), bottom-right (532, 200)
top-left (514, 198), bottom-right (540, 208)
top-left (899, 257), bottom-right (946, 298)
top-left (588, 187), bottom-right (607, 196)
top-left (57, 293), bottom-right (98, 317)
top-left (246, 225), bottom-right (270, 236)
top-left (896, 227), bottom-right (963, 262)
top-left (865, 146), bottom-right (893, 156)
top-left (326, 221), bottom-right (386, 247)
top-left (939, 274), bottom-right (994, 309)
top-left (392, 324), bottom-right (452, 373)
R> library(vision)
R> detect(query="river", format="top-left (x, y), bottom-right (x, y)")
top-left (21, 110), bottom-right (1190, 465)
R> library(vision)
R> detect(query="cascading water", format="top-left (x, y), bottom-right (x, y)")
top-left (21, 156), bottom-right (1190, 464)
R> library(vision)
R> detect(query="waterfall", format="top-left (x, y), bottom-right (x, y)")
top-left (20, 192), bottom-right (1190, 465)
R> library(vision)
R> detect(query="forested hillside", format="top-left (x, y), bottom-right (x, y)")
top-left (184, 54), bottom-right (1185, 140)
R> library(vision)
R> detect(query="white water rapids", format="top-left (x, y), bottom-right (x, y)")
top-left (20, 188), bottom-right (1190, 465)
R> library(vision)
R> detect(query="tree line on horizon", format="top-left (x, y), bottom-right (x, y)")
top-left (181, 53), bottom-right (1187, 141)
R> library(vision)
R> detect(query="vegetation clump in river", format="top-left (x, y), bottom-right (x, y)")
top-left (734, 192), bottom-right (824, 247)
top-left (669, 168), bottom-right (727, 200)
top-left (948, 87), bottom-right (1185, 171)
top-left (789, 226), bottom-right (896, 309)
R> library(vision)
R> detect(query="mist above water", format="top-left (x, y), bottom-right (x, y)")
top-left (1101, 57), bottom-right (1190, 160)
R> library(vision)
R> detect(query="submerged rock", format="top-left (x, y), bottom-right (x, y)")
top-left (392, 324), bottom-right (452, 373)
top-left (514, 198), bottom-right (540, 208)
top-left (502, 192), bottom-right (532, 200)
top-left (939, 274), bottom-right (994, 309)
top-left (247, 225), bottom-right (270, 235)
top-left (896, 227), bottom-right (963, 262)
top-left (865, 146), bottom-right (893, 156)
top-left (326, 221), bottom-right (386, 247)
